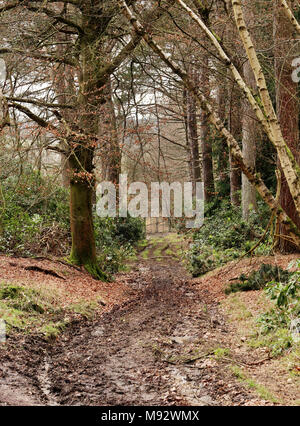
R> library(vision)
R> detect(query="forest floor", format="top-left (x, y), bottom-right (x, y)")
top-left (0, 234), bottom-right (299, 406)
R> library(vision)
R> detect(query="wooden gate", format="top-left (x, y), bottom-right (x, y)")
top-left (145, 217), bottom-right (171, 234)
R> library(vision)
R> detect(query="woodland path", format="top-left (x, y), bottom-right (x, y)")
top-left (0, 235), bottom-right (269, 406)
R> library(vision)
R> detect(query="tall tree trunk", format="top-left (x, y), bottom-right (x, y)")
top-left (274, 0), bottom-right (300, 252)
top-left (68, 23), bottom-right (109, 279)
top-left (227, 12), bottom-right (242, 207)
top-left (228, 83), bottom-right (242, 206)
top-left (68, 144), bottom-right (107, 280)
top-left (100, 78), bottom-right (121, 185)
top-left (199, 56), bottom-right (214, 201)
top-left (242, 1), bottom-right (258, 220)
top-left (183, 84), bottom-right (202, 195)
top-left (187, 85), bottom-right (202, 194)
top-left (216, 82), bottom-right (229, 191)
top-left (51, 25), bottom-right (76, 188)
top-left (183, 88), bottom-right (195, 183)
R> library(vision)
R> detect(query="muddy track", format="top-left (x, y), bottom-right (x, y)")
top-left (0, 259), bottom-right (259, 406)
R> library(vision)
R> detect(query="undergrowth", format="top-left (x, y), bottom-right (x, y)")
top-left (0, 168), bottom-right (70, 256)
top-left (257, 261), bottom-right (300, 338)
top-left (0, 167), bottom-right (145, 276)
top-left (187, 199), bottom-right (271, 277)
top-left (225, 264), bottom-right (291, 295)
top-left (224, 261), bottom-right (299, 357)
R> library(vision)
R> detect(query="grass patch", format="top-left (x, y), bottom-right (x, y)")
top-left (153, 247), bottom-right (163, 258)
top-left (248, 328), bottom-right (293, 357)
top-left (40, 321), bottom-right (68, 339)
top-left (282, 343), bottom-right (300, 379)
top-left (229, 365), bottom-right (280, 403)
top-left (213, 347), bottom-right (230, 360)
top-left (222, 294), bottom-right (253, 322)
top-left (141, 249), bottom-right (150, 259)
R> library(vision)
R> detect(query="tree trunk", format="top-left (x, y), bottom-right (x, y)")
top-left (199, 56), bottom-right (214, 201)
top-left (232, 0), bottom-right (300, 214)
top-left (50, 27), bottom-right (75, 188)
top-left (70, 181), bottom-right (94, 265)
top-left (274, 0), bottom-right (300, 252)
top-left (183, 84), bottom-right (202, 195)
top-left (216, 82), bottom-right (229, 191)
top-left (67, 20), bottom-right (109, 279)
top-left (100, 78), bottom-right (122, 185)
top-left (183, 88), bottom-right (195, 183)
top-left (229, 83), bottom-right (242, 206)
top-left (187, 85), bottom-right (202, 194)
top-left (242, 1), bottom-right (258, 220)
top-left (68, 144), bottom-right (107, 280)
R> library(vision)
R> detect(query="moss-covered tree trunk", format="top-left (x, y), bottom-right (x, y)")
top-left (68, 146), bottom-right (107, 280)
top-left (70, 181), bottom-right (94, 264)
top-left (67, 12), bottom-right (109, 279)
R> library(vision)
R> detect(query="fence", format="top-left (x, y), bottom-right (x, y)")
top-left (145, 217), bottom-right (171, 234)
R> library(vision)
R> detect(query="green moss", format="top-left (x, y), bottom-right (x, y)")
top-left (0, 281), bottom-right (101, 338)
top-left (0, 284), bottom-right (49, 314)
top-left (0, 302), bottom-right (26, 330)
top-left (0, 283), bottom-right (57, 334)
top-left (41, 321), bottom-right (67, 340)
top-left (70, 300), bottom-right (100, 319)
top-left (68, 254), bottom-right (108, 281)
top-left (84, 262), bottom-right (108, 281)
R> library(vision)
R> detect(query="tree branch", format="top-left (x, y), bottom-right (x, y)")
top-left (97, 1), bottom-right (176, 83)
top-left (7, 97), bottom-right (73, 109)
top-left (9, 102), bottom-right (58, 132)
top-left (231, 0), bottom-right (300, 206)
top-left (0, 47), bottom-right (76, 66)
top-left (278, 0), bottom-right (300, 35)
top-left (25, 5), bottom-right (84, 34)
top-left (0, 1), bottom-right (20, 14)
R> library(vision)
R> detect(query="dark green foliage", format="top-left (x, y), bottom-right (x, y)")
top-left (200, 199), bottom-right (269, 246)
top-left (94, 216), bottom-right (145, 276)
top-left (0, 167), bottom-right (70, 255)
top-left (114, 216), bottom-right (146, 244)
top-left (1, 167), bottom-right (69, 223)
top-left (188, 200), bottom-right (271, 277)
top-left (0, 167), bottom-right (145, 276)
top-left (94, 216), bottom-right (145, 247)
top-left (257, 261), bottom-right (300, 334)
top-left (225, 264), bottom-right (291, 295)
